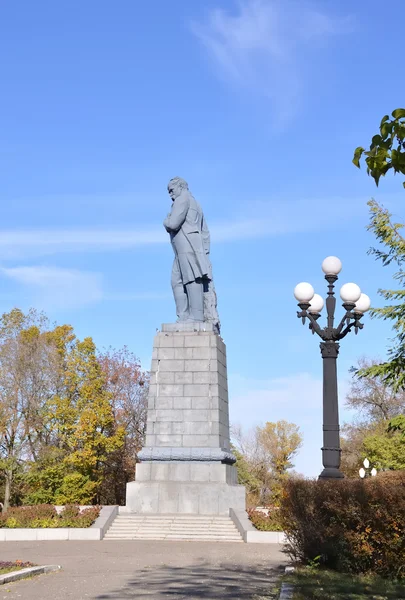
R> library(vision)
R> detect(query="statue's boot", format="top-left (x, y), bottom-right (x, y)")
top-left (186, 281), bottom-right (204, 322)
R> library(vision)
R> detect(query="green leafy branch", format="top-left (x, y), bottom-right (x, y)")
top-left (387, 414), bottom-right (405, 439)
top-left (356, 200), bottom-right (405, 389)
top-left (353, 108), bottom-right (405, 187)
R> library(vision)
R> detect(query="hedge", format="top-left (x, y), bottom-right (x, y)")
top-left (280, 473), bottom-right (405, 579)
top-left (248, 508), bottom-right (284, 531)
top-left (0, 504), bottom-right (100, 528)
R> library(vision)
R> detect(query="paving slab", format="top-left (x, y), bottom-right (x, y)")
top-left (0, 540), bottom-right (287, 599)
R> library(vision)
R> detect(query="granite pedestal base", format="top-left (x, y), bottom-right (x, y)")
top-left (126, 460), bottom-right (245, 515)
top-left (125, 323), bottom-right (246, 515)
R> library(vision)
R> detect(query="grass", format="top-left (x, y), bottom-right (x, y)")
top-left (287, 568), bottom-right (405, 600)
top-left (252, 580), bottom-right (282, 599)
top-left (0, 566), bottom-right (24, 575)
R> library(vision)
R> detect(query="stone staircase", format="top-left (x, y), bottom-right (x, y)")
top-left (103, 514), bottom-right (243, 542)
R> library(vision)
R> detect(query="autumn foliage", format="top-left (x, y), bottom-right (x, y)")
top-left (0, 504), bottom-right (100, 528)
top-left (0, 309), bottom-right (148, 509)
top-left (280, 473), bottom-right (405, 579)
top-left (233, 420), bottom-right (303, 507)
top-left (247, 508), bottom-right (283, 532)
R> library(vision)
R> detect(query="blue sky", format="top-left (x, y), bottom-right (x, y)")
top-left (1, 0), bottom-right (405, 476)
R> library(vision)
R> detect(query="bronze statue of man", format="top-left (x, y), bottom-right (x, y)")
top-left (164, 177), bottom-right (219, 330)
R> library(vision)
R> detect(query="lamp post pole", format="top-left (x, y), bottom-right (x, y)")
top-left (294, 257), bottom-right (371, 480)
top-left (320, 339), bottom-right (341, 478)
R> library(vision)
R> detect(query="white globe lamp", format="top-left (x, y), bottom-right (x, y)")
top-left (363, 458), bottom-right (370, 469)
top-left (340, 283), bottom-right (361, 304)
top-left (308, 294), bottom-right (324, 314)
top-left (371, 467), bottom-right (377, 477)
top-left (322, 256), bottom-right (342, 276)
top-left (294, 282), bottom-right (315, 303)
top-left (354, 293), bottom-right (371, 314)
top-left (359, 467), bottom-right (365, 479)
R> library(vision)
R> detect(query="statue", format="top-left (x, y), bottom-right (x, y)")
top-left (164, 177), bottom-right (220, 331)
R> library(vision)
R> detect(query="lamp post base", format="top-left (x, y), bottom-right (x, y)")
top-left (318, 467), bottom-right (344, 480)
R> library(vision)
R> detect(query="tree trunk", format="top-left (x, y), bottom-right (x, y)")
top-left (3, 469), bottom-right (12, 512)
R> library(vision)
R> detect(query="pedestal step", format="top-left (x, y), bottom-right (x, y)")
top-left (103, 514), bottom-right (243, 542)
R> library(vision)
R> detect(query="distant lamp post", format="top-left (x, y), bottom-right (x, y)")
top-left (294, 256), bottom-right (371, 480)
top-left (359, 458), bottom-right (377, 479)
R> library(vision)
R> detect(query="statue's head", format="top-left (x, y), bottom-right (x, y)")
top-left (168, 177), bottom-right (188, 201)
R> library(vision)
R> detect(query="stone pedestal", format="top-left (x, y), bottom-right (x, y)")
top-left (126, 323), bottom-right (245, 515)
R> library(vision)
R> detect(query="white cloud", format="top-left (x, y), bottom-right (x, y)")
top-left (229, 371), bottom-right (350, 477)
top-left (1, 266), bottom-right (103, 310)
top-left (105, 291), bottom-right (171, 301)
top-left (0, 228), bottom-right (166, 260)
top-left (0, 195), bottom-right (367, 260)
top-left (229, 371), bottom-right (323, 423)
top-left (192, 0), bottom-right (353, 125)
top-left (211, 195), bottom-right (366, 242)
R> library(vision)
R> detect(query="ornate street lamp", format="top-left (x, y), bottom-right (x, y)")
top-left (294, 256), bottom-right (371, 480)
top-left (359, 457), bottom-right (377, 479)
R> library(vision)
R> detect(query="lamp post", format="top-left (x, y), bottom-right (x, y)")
top-left (359, 458), bottom-right (377, 479)
top-left (294, 256), bottom-right (371, 480)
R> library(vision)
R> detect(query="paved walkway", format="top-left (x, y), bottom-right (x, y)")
top-left (0, 541), bottom-right (286, 600)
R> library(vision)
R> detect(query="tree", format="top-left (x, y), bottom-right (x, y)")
top-left (231, 424), bottom-right (270, 506)
top-left (362, 425), bottom-right (405, 471)
top-left (61, 335), bottom-right (126, 502)
top-left (353, 108), bottom-right (405, 188)
top-left (340, 422), bottom-right (373, 477)
top-left (0, 308), bottom-right (148, 509)
top-left (0, 309), bottom-right (56, 510)
top-left (346, 358), bottom-right (405, 421)
top-left (25, 330), bottom-right (126, 505)
top-left (97, 347), bottom-right (148, 504)
top-left (341, 359), bottom-right (405, 475)
top-left (355, 198), bottom-right (405, 388)
top-left (341, 420), bottom-right (405, 475)
top-left (231, 445), bottom-right (263, 507)
top-left (256, 421), bottom-right (303, 504)
top-left (388, 414), bottom-right (405, 438)
top-left (352, 109), bottom-right (405, 388)
top-left (232, 420), bottom-right (303, 506)
top-left (257, 421), bottom-right (303, 477)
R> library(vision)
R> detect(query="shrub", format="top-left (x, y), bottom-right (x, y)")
top-left (0, 504), bottom-right (57, 528)
top-left (61, 504), bottom-right (81, 519)
top-left (3, 517), bottom-right (19, 529)
top-left (59, 506), bottom-right (100, 528)
top-left (248, 508), bottom-right (284, 532)
top-left (280, 473), bottom-right (405, 579)
top-left (376, 469), bottom-right (405, 483)
top-left (0, 504), bottom-right (100, 528)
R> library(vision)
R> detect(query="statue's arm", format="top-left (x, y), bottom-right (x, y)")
top-left (202, 215), bottom-right (210, 254)
top-left (163, 195), bottom-right (190, 232)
